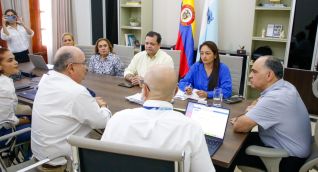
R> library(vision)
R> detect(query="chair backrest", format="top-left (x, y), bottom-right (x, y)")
top-left (161, 49), bottom-right (181, 75)
top-left (219, 54), bottom-right (244, 95)
top-left (113, 44), bottom-right (135, 68)
top-left (68, 135), bottom-right (184, 172)
top-left (76, 45), bottom-right (95, 62)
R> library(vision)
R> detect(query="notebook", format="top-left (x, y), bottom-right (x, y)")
top-left (29, 54), bottom-right (54, 70)
top-left (185, 101), bottom-right (230, 156)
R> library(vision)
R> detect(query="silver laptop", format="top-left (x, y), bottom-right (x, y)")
top-left (185, 101), bottom-right (230, 156)
top-left (29, 54), bottom-right (54, 70)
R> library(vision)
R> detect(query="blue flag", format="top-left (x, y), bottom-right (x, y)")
top-left (196, 0), bottom-right (219, 61)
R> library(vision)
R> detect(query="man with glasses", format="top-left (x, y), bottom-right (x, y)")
top-left (124, 31), bottom-right (174, 86)
top-left (102, 65), bottom-right (215, 172)
top-left (31, 46), bottom-right (112, 172)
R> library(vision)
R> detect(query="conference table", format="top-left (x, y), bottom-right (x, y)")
top-left (17, 62), bottom-right (250, 168)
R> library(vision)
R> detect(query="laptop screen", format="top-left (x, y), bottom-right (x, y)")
top-left (185, 102), bottom-right (230, 139)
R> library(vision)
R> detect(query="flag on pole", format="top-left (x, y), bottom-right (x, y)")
top-left (196, 0), bottom-right (219, 61)
top-left (175, 0), bottom-right (196, 77)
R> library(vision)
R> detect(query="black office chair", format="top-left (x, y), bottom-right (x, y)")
top-left (67, 135), bottom-right (185, 172)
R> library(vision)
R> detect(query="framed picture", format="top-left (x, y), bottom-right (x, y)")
top-left (124, 33), bottom-right (140, 48)
top-left (266, 24), bottom-right (283, 38)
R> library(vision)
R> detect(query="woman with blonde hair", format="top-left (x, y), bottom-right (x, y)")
top-left (61, 32), bottom-right (75, 46)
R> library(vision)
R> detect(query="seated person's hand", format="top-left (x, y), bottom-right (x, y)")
top-left (96, 97), bottom-right (108, 108)
top-left (195, 90), bottom-right (208, 98)
top-left (131, 76), bottom-right (142, 86)
top-left (185, 86), bottom-right (193, 95)
top-left (18, 116), bottom-right (31, 125)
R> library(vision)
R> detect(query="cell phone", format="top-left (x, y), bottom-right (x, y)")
top-left (118, 82), bottom-right (134, 88)
top-left (223, 96), bottom-right (244, 104)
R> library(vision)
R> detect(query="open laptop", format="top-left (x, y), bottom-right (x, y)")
top-left (185, 101), bottom-right (230, 156)
top-left (29, 54), bottom-right (54, 70)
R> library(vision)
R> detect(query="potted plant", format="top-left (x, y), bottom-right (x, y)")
top-left (129, 16), bottom-right (139, 27)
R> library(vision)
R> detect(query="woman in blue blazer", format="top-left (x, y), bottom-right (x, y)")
top-left (179, 41), bottom-right (232, 99)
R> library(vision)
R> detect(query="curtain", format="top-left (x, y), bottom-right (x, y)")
top-left (51, 0), bottom-right (74, 61)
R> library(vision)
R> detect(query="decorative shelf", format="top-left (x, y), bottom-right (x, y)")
top-left (252, 36), bottom-right (288, 43)
top-left (121, 4), bottom-right (142, 8)
top-left (255, 7), bottom-right (291, 11)
top-left (120, 26), bottom-right (142, 30)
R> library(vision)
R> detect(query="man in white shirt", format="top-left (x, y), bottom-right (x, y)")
top-left (124, 31), bottom-right (174, 86)
top-left (31, 46), bottom-right (112, 171)
top-left (102, 65), bottom-right (215, 172)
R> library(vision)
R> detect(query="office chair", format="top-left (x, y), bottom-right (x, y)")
top-left (238, 120), bottom-right (318, 172)
top-left (67, 135), bottom-right (185, 172)
top-left (0, 121), bottom-right (32, 172)
top-left (113, 44), bottom-right (135, 68)
top-left (76, 45), bottom-right (95, 62)
top-left (313, 78), bottom-right (318, 98)
top-left (161, 49), bottom-right (181, 76)
top-left (219, 54), bottom-right (244, 95)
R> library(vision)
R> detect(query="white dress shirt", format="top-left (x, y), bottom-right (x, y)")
top-left (101, 100), bottom-right (215, 172)
top-left (124, 49), bottom-right (174, 77)
top-left (0, 75), bottom-right (19, 126)
top-left (1, 25), bottom-right (34, 53)
top-left (31, 71), bottom-right (112, 165)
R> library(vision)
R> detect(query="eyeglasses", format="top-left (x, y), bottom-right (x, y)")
top-left (65, 61), bottom-right (86, 68)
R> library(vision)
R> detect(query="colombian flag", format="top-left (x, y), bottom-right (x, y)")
top-left (175, 0), bottom-right (196, 77)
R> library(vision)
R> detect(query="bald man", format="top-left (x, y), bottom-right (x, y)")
top-left (101, 65), bottom-right (215, 172)
top-left (228, 56), bottom-right (311, 172)
top-left (31, 46), bottom-right (112, 171)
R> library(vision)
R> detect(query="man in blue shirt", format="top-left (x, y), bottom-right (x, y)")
top-left (230, 56), bottom-right (311, 172)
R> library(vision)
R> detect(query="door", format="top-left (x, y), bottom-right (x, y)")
top-left (287, 0), bottom-right (318, 70)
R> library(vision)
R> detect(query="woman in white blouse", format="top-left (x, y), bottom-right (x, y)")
top-left (88, 38), bottom-right (124, 76)
top-left (0, 48), bottom-right (31, 147)
top-left (1, 9), bottom-right (34, 63)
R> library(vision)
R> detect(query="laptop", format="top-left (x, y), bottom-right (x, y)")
top-left (185, 101), bottom-right (230, 156)
top-left (14, 82), bottom-right (31, 90)
top-left (29, 54), bottom-right (54, 70)
top-left (16, 89), bottom-right (37, 100)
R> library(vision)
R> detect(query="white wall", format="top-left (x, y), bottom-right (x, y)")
top-left (75, 0), bottom-right (254, 52)
top-left (153, 0), bottom-right (254, 52)
top-left (73, 0), bottom-right (92, 45)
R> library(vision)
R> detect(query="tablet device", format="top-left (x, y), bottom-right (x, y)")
top-left (223, 96), bottom-right (244, 104)
top-left (118, 82), bottom-right (134, 88)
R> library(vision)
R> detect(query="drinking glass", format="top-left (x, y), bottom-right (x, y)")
top-left (213, 88), bottom-right (223, 107)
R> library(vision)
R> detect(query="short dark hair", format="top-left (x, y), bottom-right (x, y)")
top-left (146, 31), bottom-right (162, 44)
top-left (94, 38), bottom-right (113, 54)
top-left (4, 9), bottom-right (18, 26)
top-left (4, 9), bottom-right (17, 16)
top-left (53, 52), bottom-right (73, 72)
top-left (264, 56), bottom-right (284, 79)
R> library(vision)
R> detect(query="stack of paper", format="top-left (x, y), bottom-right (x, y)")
top-left (174, 89), bottom-right (206, 102)
top-left (125, 93), bottom-right (144, 105)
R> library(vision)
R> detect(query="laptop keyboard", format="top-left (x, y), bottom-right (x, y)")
top-left (205, 136), bottom-right (222, 156)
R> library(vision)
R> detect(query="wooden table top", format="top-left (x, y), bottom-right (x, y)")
top-left (18, 63), bottom-right (250, 168)
top-left (82, 73), bottom-right (250, 168)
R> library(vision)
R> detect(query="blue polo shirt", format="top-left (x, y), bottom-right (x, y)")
top-left (178, 62), bottom-right (232, 98)
top-left (246, 79), bottom-right (312, 158)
